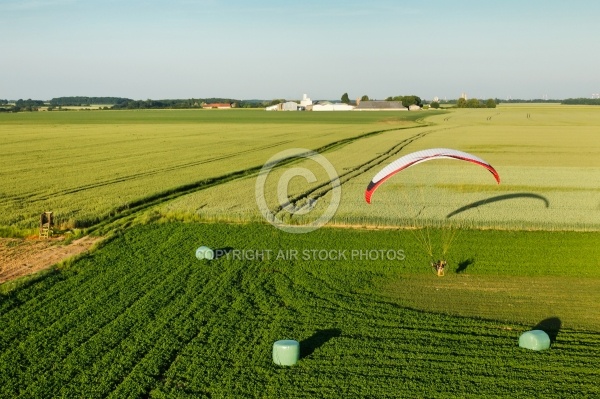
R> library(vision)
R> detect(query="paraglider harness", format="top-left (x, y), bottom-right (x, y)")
top-left (431, 260), bottom-right (447, 277)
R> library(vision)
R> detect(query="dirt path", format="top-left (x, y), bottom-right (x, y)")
top-left (0, 236), bottom-right (102, 284)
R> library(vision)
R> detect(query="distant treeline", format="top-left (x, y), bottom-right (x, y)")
top-left (497, 98), bottom-right (562, 103)
top-left (3, 96), bottom-right (599, 113)
top-left (0, 97), bottom-right (267, 112)
top-left (0, 98), bottom-right (45, 112)
top-left (112, 98), bottom-right (205, 109)
top-left (111, 98), bottom-right (265, 109)
top-left (442, 98), bottom-right (561, 104)
top-left (385, 95), bottom-right (423, 107)
top-left (561, 98), bottom-right (600, 105)
top-left (49, 97), bottom-right (132, 106)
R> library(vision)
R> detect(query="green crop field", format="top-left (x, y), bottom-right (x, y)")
top-left (162, 105), bottom-right (600, 231)
top-left (2, 107), bottom-right (598, 232)
top-left (1, 105), bottom-right (600, 397)
top-left (0, 109), bottom-right (426, 232)
top-left (1, 223), bottom-right (599, 398)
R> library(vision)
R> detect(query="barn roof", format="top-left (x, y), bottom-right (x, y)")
top-left (203, 103), bottom-right (231, 108)
top-left (355, 101), bottom-right (405, 110)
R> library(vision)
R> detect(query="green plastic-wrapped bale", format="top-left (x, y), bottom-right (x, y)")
top-left (272, 340), bottom-right (300, 366)
top-left (195, 246), bottom-right (214, 260)
top-left (519, 330), bottom-right (551, 351)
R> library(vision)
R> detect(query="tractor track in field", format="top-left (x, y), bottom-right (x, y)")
top-left (6, 140), bottom-right (295, 204)
top-left (0, 122), bottom-right (437, 284)
top-left (88, 121), bottom-right (438, 234)
top-left (272, 126), bottom-right (460, 221)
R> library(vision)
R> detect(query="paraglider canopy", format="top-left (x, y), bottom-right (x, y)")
top-left (365, 148), bottom-right (500, 204)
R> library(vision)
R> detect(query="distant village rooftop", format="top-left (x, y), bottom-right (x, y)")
top-left (202, 102), bottom-right (232, 109)
top-left (354, 100), bottom-right (406, 111)
top-left (266, 94), bottom-right (417, 111)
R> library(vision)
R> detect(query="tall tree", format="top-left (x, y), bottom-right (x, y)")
top-left (485, 98), bottom-right (497, 108)
top-left (466, 98), bottom-right (481, 108)
top-left (341, 93), bottom-right (350, 104)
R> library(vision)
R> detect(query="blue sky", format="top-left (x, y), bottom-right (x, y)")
top-left (1, 0), bottom-right (599, 101)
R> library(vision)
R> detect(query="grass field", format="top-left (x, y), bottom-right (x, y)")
top-left (0, 109), bottom-right (425, 231)
top-left (4, 106), bottom-right (598, 232)
top-left (1, 222), bottom-right (598, 398)
top-left (1, 105), bottom-right (599, 397)
top-left (161, 105), bottom-right (600, 231)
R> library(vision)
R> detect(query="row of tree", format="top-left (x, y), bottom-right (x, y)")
top-left (455, 98), bottom-right (497, 108)
top-left (561, 98), bottom-right (600, 105)
top-left (340, 93), bottom-right (423, 107)
top-left (111, 99), bottom-right (204, 109)
top-left (0, 97), bottom-right (268, 112)
top-left (2, 96), bottom-right (599, 112)
top-left (385, 95), bottom-right (423, 107)
top-left (0, 99), bottom-right (45, 112)
top-left (111, 98), bottom-right (266, 109)
top-left (49, 97), bottom-right (132, 106)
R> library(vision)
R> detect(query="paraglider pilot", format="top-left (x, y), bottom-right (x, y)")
top-left (432, 260), bottom-right (447, 276)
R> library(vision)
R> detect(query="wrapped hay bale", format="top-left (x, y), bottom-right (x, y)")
top-left (272, 340), bottom-right (300, 366)
top-left (519, 330), bottom-right (551, 351)
top-left (195, 246), bottom-right (214, 260)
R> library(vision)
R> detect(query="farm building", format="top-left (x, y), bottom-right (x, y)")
top-left (265, 94), bottom-right (357, 111)
top-left (265, 101), bottom-right (300, 111)
top-left (265, 94), bottom-right (311, 111)
top-left (281, 101), bottom-right (300, 111)
top-left (308, 101), bottom-right (354, 111)
top-left (277, 101), bottom-right (298, 111)
top-left (202, 102), bottom-right (232, 109)
top-left (354, 100), bottom-right (407, 111)
top-left (300, 94), bottom-right (312, 108)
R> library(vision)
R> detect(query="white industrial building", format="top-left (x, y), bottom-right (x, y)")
top-left (300, 94), bottom-right (312, 108)
top-left (266, 94), bottom-right (354, 111)
top-left (265, 101), bottom-right (300, 111)
top-left (308, 101), bottom-right (354, 111)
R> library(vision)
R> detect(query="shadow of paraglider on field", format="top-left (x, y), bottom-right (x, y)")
top-left (533, 317), bottom-right (562, 343)
top-left (300, 328), bottom-right (342, 359)
top-left (446, 193), bottom-right (549, 219)
top-left (455, 258), bottom-right (474, 274)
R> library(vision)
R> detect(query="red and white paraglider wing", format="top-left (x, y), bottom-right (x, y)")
top-left (365, 148), bottom-right (500, 203)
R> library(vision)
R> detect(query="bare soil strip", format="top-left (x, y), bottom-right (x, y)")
top-left (0, 236), bottom-right (102, 284)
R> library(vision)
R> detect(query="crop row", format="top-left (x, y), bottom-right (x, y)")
top-left (4, 107), bottom-right (598, 232)
top-left (161, 114), bottom-right (600, 231)
top-left (1, 110), bottom-right (394, 229)
top-left (1, 222), bottom-right (599, 397)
